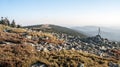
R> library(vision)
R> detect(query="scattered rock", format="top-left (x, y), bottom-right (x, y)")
top-left (31, 61), bottom-right (47, 67)
top-left (77, 63), bottom-right (84, 67)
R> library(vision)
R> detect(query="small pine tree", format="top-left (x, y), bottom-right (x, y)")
top-left (17, 24), bottom-right (21, 28)
top-left (1, 17), bottom-right (3, 20)
top-left (11, 20), bottom-right (16, 27)
top-left (0, 17), bottom-right (2, 24)
top-left (7, 21), bottom-right (10, 26)
top-left (0, 17), bottom-right (10, 26)
top-left (0, 17), bottom-right (4, 25)
top-left (4, 17), bottom-right (10, 26)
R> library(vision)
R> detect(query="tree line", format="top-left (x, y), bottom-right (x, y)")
top-left (0, 17), bottom-right (21, 28)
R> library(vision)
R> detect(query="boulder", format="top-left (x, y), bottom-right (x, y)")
top-left (31, 61), bottom-right (47, 67)
top-left (77, 63), bottom-right (84, 67)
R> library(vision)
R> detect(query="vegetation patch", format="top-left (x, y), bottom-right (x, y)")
top-left (0, 44), bottom-right (119, 67)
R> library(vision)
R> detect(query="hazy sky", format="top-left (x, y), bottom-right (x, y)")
top-left (0, 0), bottom-right (120, 27)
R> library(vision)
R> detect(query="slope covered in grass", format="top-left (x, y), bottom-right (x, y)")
top-left (0, 25), bottom-right (64, 45)
top-left (0, 24), bottom-right (120, 67)
top-left (24, 24), bottom-right (87, 38)
top-left (0, 44), bottom-right (119, 67)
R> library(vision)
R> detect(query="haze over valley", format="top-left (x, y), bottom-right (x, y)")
top-left (71, 26), bottom-right (120, 41)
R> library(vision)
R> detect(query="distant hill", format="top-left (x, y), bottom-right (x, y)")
top-left (24, 24), bottom-right (87, 38)
top-left (71, 26), bottom-right (120, 41)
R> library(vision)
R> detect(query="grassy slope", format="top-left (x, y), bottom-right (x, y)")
top-left (0, 44), bottom-right (119, 67)
top-left (24, 24), bottom-right (87, 38)
top-left (0, 25), bottom-right (64, 44)
top-left (0, 25), bottom-right (119, 67)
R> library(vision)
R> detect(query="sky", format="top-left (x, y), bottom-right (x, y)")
top-left (0, 0), bottom-right (120, 27)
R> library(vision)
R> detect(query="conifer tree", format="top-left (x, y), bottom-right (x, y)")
top-left (4, 17), bottom-right (10, 26)
top-left (11, 20), bottom-right (16, 27)
top-left (17, 24), bottom-right (21, 28)
top-left (0, 17), bottom-right (4, 24)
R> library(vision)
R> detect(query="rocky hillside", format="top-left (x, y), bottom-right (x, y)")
top-left (0, 44), bottom-right (119, 67)
top-left (0, 24), bottom-right (120, 67)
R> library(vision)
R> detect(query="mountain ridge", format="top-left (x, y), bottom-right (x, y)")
top-left (24, 24), bottom-right (87, 38)
top-left (71, 26), bottom-right (120, 41)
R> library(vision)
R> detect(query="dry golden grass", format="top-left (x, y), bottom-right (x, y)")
top-left (9, 28), bottom-right (27, 33)
top-left (0, 24), bottom-right (64, 44)
top-left (0, 24), bottom-right (27, 33)
top-left (0, 44), bottom-right (119, 67)
top-left (0, 25), bottom-right (10, 31)
top-left (0, 25), bottom-right (119, 67)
